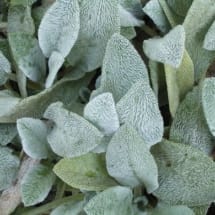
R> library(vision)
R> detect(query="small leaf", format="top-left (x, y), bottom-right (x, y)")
top-left (121, 26), bottom-right (136, 40)
top-left (21, 164), bottom-right (55, 206)
top-left (51, 200), bottom-right (85, 215)
top-left (143, 0), bottom-right (171, 33)
top-left (151, 139), bottom-right (215, 206)
top-left (84, 93), bottom-right (119, 136)
top-left (84, 186), bottom-right (133, 215)
top-left (38, 0), bottom-right (80, 58)
top-left (143, 25), bottom-right (185, 68)
top-left (67, 0), bottom-right (120, 72)
top-left (17, 118), bottom-right (51, 159)
top-left (0, 146), bottom-right (20, 191)
top-left (203, 21), bottom-right (215, 51)
top-left (95, 33), bottom-right (149, 102)
top-left (45, 51), bottom-right (65, 88)
top-left (202, 78), bottom-right (215, 137)
top-left (116, 81), bottom-right (164, 147)
top-left (106, 124), bottom-right (159, 193)
top-left (54, 153), bottom-right (116, 191)
top-left (0, 51), bottom-right (11, 85)
top-left (191, 205), bottom-right (209, 215)
top-left (170, 86), bottom-right (214, 154)
top-left (0, 124), bottom-right (17, 146)
top-left (44, 102), bottom-right (104, 158)
top-left (183, 0), bottom-right (215, 81)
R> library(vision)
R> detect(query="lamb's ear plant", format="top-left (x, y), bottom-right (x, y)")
top-left (0, 0), bottom-right (215, 215)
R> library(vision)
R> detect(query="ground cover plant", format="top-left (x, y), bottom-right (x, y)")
top-left (0, 0), bottom-right (215, 214)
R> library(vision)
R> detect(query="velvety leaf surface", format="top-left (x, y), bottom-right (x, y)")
top-left (143, 25), bottom-right (185, 68)
top-left (84, 186), bottom-right (133, 215)
top-left (21, 164), bottom-right (55, 206)
top-left (54, 153), bottom-right (116, 191)
top-left (44, 102), bottom-right (104, 158)
top-left (151, 139), bottom-right (215, 206)
top-left (84, 93), bottom-right (119, 136)
top-left (170, 86), bottom-right (214, 154)
top-left (0, 146), bottom-right (20, 191)
top-left (0, 51), bottom-right (11, 85)
top-left (17, 118), bottom-right (51, 159)
top-left (0, 124), bottom-right (17, 146)
top-left (106, 124), bottom-right (158, 193)
top-left (117, 81), bottom-right (163, 147)
top-left (203, 20), bottom-right (215, 51)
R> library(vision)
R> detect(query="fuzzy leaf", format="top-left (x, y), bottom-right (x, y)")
top-left (0, 74), bottom-right (93, 123)
top-left (0, 124), bottom-right (17, 146)
top-left (165, 51), bottom-right (194, 116)
top-left (203, 21), bottom-right (215, 51)
top-left (106, 124), bottom-right (158, 193)
top-left (143, 25), bottom-right (185, 68)
top-left (170, 86), bottom-right (214, 154)
top-left (121, 27), bottom-right (136, 40)
top-left (151, 139), bottom-right (215, 206)
top-left (38, 0), bottom-right (80, 58)
top-left (45, 51), bottom-right (65, 88)
top-left (183, 0), bottom-right (215, 81)
top-left (143, 0), bottom-right (171, 33)
top-left (166, 0), bottom-right (193, 17)
top-left (0, 51), bottom-right (11, 85)
top-left (21, 164), bottom-right (55, 206)
top-left (117, 81), bottom-right (163, 147)
top-left (51, 200), bottom-right (85, 215)
top-left (67, 0), bottom-right (120, 73)
top-left (17, 118), bottom-right (51, 159)
top-left (0, 146), bottom-right (20, 191)
top-left (96, 33), bottom-right (149, 102)
top-left (84, 186), bottom-right (133, 215)
top-left (44, 102), bottom-right (104, 158)
top-left (54, 153), bottom-right (116, 191)
top-left (84, 93), bottom-right (119, 136)
top-left (202, 78), bottom-right (215, 137)
top-left (191, 205), bottom-right (209, 215)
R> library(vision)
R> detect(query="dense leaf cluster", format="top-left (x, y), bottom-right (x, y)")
top-left (0, 0), bottom-right (215, 214)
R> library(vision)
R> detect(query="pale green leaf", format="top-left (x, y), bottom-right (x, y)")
top-left (143, 25), bottom-right (185, 68)
top-left (45, 51), bottom-right (65, 88)
top-left (96, 33), bottom-right (149, 102)
top-left (21, 164), bottom-right (55, 206)
top-left (0, 146), bottom-right (20, 191)
top-left (151, 139), bottom-right (215, 206)
top-left (148, 205), bottom-right (194, 215)
top-left (0, 74), bottom-right (93, 123)
top-left (0, 124), bottom-right (17, 146)
top-left (54, 153), bottom-right (116, 191)
top-left (158, 0), bottom-right (184, 26)
top-left (17, 118), bottom-right (51, 159)
top-left (170, 86), bottom-right (214, 154)
top-left (0, 51), bottom-right (11, 85)
top-left (106, 124), bottom-right (159, 193)
top-left (44, 102), bottom-right (104, 158)
top-left (120, 26), bottom-right (136, 40)
top-left (143, 0), bottom-right (171, 33)
top-left (51, 200), bottom-right (85, 215)
top-left (38, 0), bottom-right (80, 58)
top-left (203, 20), bottom-right (215, 51)
top-left (202, 78), bottom-right (215, 137)
top-left (84, 93), bottom-right (119, 136)
top-left (165, 51), bottom-right (194, 116)
top-left (166, 0), bottom-right (193, 17)
top-left (84, 186), bottom-right (134, 215)
top-left (116, 81), bottom-right (164, 147)
top-left (67, 0), bottom-right (120, 72)
top-left (191, 205), bottom-right (209, 215)
top-left (183, 0), bottom-right (215, 81)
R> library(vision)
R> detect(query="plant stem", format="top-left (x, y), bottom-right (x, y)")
top-left (22, 194), bottom-right (83, 215)
top-left (55, 181), bottom-right (66, 200)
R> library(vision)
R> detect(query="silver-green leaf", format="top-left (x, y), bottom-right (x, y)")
top-left (203, 20), bottom-right (215, 51)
